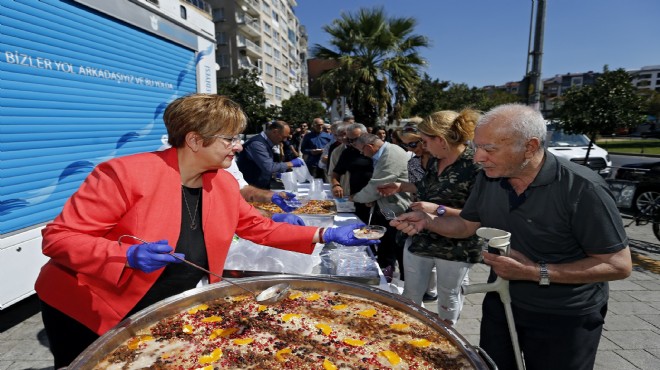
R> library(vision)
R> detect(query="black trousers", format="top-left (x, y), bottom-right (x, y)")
top-left (479, 292), bottom-right (606, 370)
top-left (40, 300), bottom-right (100, 369)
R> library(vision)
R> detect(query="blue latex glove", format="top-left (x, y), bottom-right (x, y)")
top-left (271, 192), bottom-right (300, 212)
top-left (290, 158), bottom-right (305, 167)
top-left (272, 213), bottom-right (306, 226)
top-left (126, 240), bottom-right (184, 273)
top-left (323, 223), bottom-right (381, 246)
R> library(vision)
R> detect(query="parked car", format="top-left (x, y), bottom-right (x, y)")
top-left (546, 126), bottom-right (612, 177)
top-left (614, 161), bottom-right (660, 216)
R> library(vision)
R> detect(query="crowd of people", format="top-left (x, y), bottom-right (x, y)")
top-left (36, 93), bottom-right (633, 370)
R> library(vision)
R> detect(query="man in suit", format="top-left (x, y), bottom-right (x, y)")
top-left (237, 121), bottom-right (304, 189)
top-left (351, 133), bottom-right (413, 280)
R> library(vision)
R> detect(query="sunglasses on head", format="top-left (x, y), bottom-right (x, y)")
top-left (404, 140), bottom-right (423, 149)
top-left (402, 126), bottom-right (418, 133)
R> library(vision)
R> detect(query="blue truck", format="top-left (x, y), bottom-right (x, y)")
top-left (0, 0), bottom-right (217, 308)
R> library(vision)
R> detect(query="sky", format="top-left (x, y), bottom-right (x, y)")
top-left (295, 0), bottom-right (660, 88)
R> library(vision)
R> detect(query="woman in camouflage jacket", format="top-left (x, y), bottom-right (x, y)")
top-left (378, 109), bottom-right (482, 325)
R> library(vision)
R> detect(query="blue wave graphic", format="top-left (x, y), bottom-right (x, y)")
top-left (116, 132), bottom-right (141, 149)
top-left (0, 199), bottom-right (29, 216)
top-left (58, 161), bottom-right (95, 182)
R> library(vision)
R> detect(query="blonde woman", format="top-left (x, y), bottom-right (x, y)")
top-left (378, 109), bottom-right (482, 324)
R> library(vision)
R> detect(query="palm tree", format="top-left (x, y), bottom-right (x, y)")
top-left (312, 7), bottom-right (428, 125)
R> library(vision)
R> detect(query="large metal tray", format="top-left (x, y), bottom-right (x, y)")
top-left (67, 276), bottom-right (492, 369)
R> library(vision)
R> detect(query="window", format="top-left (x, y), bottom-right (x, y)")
top-left (180, 5), bottom-right (187, 19)
top-left (262, 2), bottom-right (270, 13)
top-left (216, 32), bottom-right (227, 45)
top-left (272, 10), bottom-right (279, 23)
top-left (570, 77), bottom-right (582, 86)
top-left (273, 49), bottom-right (281, 63)
top-left (146, 0), bottom-right (159, 5)
top-left (263, 22), bottom-right (271, 35)
top-left (273, 31), bottom-right (280, 46)
top-left (274, 68), bottom-right (282, 82)
top-left (212, 7), bottom-right (225, 21)
top-left (263, 42), bottom-right (272, 56)
top-left (275, 86), bottom-right (282, 100)
top-left (265, 63), bottom-right (273, 76)
top-left (218, 54), bottom-right (229, 68)
top-left (265, 83), bottom-right (273, 95)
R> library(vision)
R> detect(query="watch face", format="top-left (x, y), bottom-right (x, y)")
top-left (436, 206), bottom-right (446, 216)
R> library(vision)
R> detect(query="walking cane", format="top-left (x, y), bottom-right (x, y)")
top-left (462, 227), bottom-right (525, 370)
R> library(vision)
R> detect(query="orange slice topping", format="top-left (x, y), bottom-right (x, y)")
top-left (198, 348), bottom-right (222, 364)
top-left (315, 323), bottom-right (332, 335)
top-left (409, 338), bottom-right (432, 347)
top-left (306, 293), bottom-right (321, 301)
top-left (126, 335), bottom-right (154, 350)
top-left (187, 304), bottom-right (209, 314)
top-left (390, 323), bottom-right (409, 330)
top-left (209, 327), bottom-right (238, 340)
top-left (275, 348), bottom-right (292, 362)
top-left (282, 313), bottom-right (301, 322)
top-left (323, 359), bottom-right (338, 370)
top-left (343, 338), bottom-right (365, 346)
top-left (182, 324), bottom-right (194, 334)
top-left (332, 304), bottom-right (348, 310)
top-left (201, 315), bottom-right (222, 323)
top-left (288, 292), bottom-right (303, 300)
top-left (379, 350), bottom-right (402, 365)
top-left (233, 338), bottom-right (254, 345)
top-left (358, 308), bottom-right (377, 317)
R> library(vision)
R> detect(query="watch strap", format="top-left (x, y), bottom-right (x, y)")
top-left (539, 261), bottom-right (550, 285)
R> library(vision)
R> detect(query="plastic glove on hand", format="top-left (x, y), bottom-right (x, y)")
top-left (272, 213), bottom-right (306, 226)
top-left (323, 223), bottom-right (380, 246)
top-left (126, 240), bottom-right (184, 273)
top-left (291, 158), bottom-right (305, 168)
top-left (271, 192), bottom-right (301, 212)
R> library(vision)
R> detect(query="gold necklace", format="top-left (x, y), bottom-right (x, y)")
top-left (182, 187), bottom-right (200, 230)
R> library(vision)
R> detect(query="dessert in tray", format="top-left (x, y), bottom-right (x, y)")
top-left (250, 199), bottom-right (336, 215)
top-left (94, 289), bottom-right (472, 369)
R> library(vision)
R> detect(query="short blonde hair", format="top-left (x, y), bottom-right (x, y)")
top-left (418, 109), bottom-right (481, 145)
top-left (163, 94), bottom-right (247, 148)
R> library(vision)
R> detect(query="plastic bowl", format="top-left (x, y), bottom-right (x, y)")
top-left (352, 225), bottom-right (387, 240)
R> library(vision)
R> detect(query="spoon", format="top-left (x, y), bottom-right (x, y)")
top-left (118, 235), bottom-right (290, 304)
top-left (367, 205), bottom-right (375, 226)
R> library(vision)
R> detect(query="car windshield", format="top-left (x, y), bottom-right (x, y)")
top-left (546, 130), bottom-right (591, 147)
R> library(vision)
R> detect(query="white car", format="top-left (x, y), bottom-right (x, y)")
top-left (546, 128), bottom-right (612, 177)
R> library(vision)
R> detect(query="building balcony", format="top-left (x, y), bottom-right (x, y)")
top-left (236, 0), bottom-right (260, 17)
top-left (236, 11), bottom-right (261, 38)
top-left (237, 35), bottom-right (262, 58)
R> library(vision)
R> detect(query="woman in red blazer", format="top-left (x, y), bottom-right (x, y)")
top-left (35, 94), bottom-right (373, 368)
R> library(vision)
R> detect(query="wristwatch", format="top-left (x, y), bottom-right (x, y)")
top-left (539, 261), bottom-right (550, 286)
top-left (436, 205), bottom-right (446, 217)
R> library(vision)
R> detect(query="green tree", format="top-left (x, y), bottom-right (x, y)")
top-left (641, 90), bottom-right (660, 121)
top-left (555, 66), bottom-right (645, 161)
top-left (409, 73), bottom-right (450, 118)
top-left (279, 92), bottom-right (327, 126)
top-left (312, 7), bottom-right (428, 125)
top-left (217, 69), bottom-right (271, 133)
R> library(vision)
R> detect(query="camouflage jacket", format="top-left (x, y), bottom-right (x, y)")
top-left (409, 147), bottom-right (483, 263)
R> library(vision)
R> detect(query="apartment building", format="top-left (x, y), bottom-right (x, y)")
top-left (630, 65), bottom-right (660, 93)
top-left (207, 0), bottom-right (308, 106)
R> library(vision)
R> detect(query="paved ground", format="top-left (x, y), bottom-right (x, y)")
top-left (1, 218), bottom-right (660, 370)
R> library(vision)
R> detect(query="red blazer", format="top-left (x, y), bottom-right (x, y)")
top-left (35, 148), bottom-right (317, 334)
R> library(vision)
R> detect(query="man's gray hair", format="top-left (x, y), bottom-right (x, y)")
top-left (346, 122), bottom-right (367, 134)
top-left (477, 103), bottom-right (547, 151)
top-left (355, 133), bottom-right (381, 146)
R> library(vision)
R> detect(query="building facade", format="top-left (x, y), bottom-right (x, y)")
top-left (207, 0), bottom-right (308, 107)
top-left (630, 65), bottom-right (660, 93)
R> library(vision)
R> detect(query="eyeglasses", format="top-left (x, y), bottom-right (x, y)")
top-left (347, 137), bottom-right (358, 144)
top-left (404, 140), bottom-right (423, 149)
top-left (205, 134), bottom-right (241, 148)
top-left (402, 126), bottom-right (418, 133)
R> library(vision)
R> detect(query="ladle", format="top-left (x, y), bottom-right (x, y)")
top-left (118, 235), bottom-right (290, 304)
